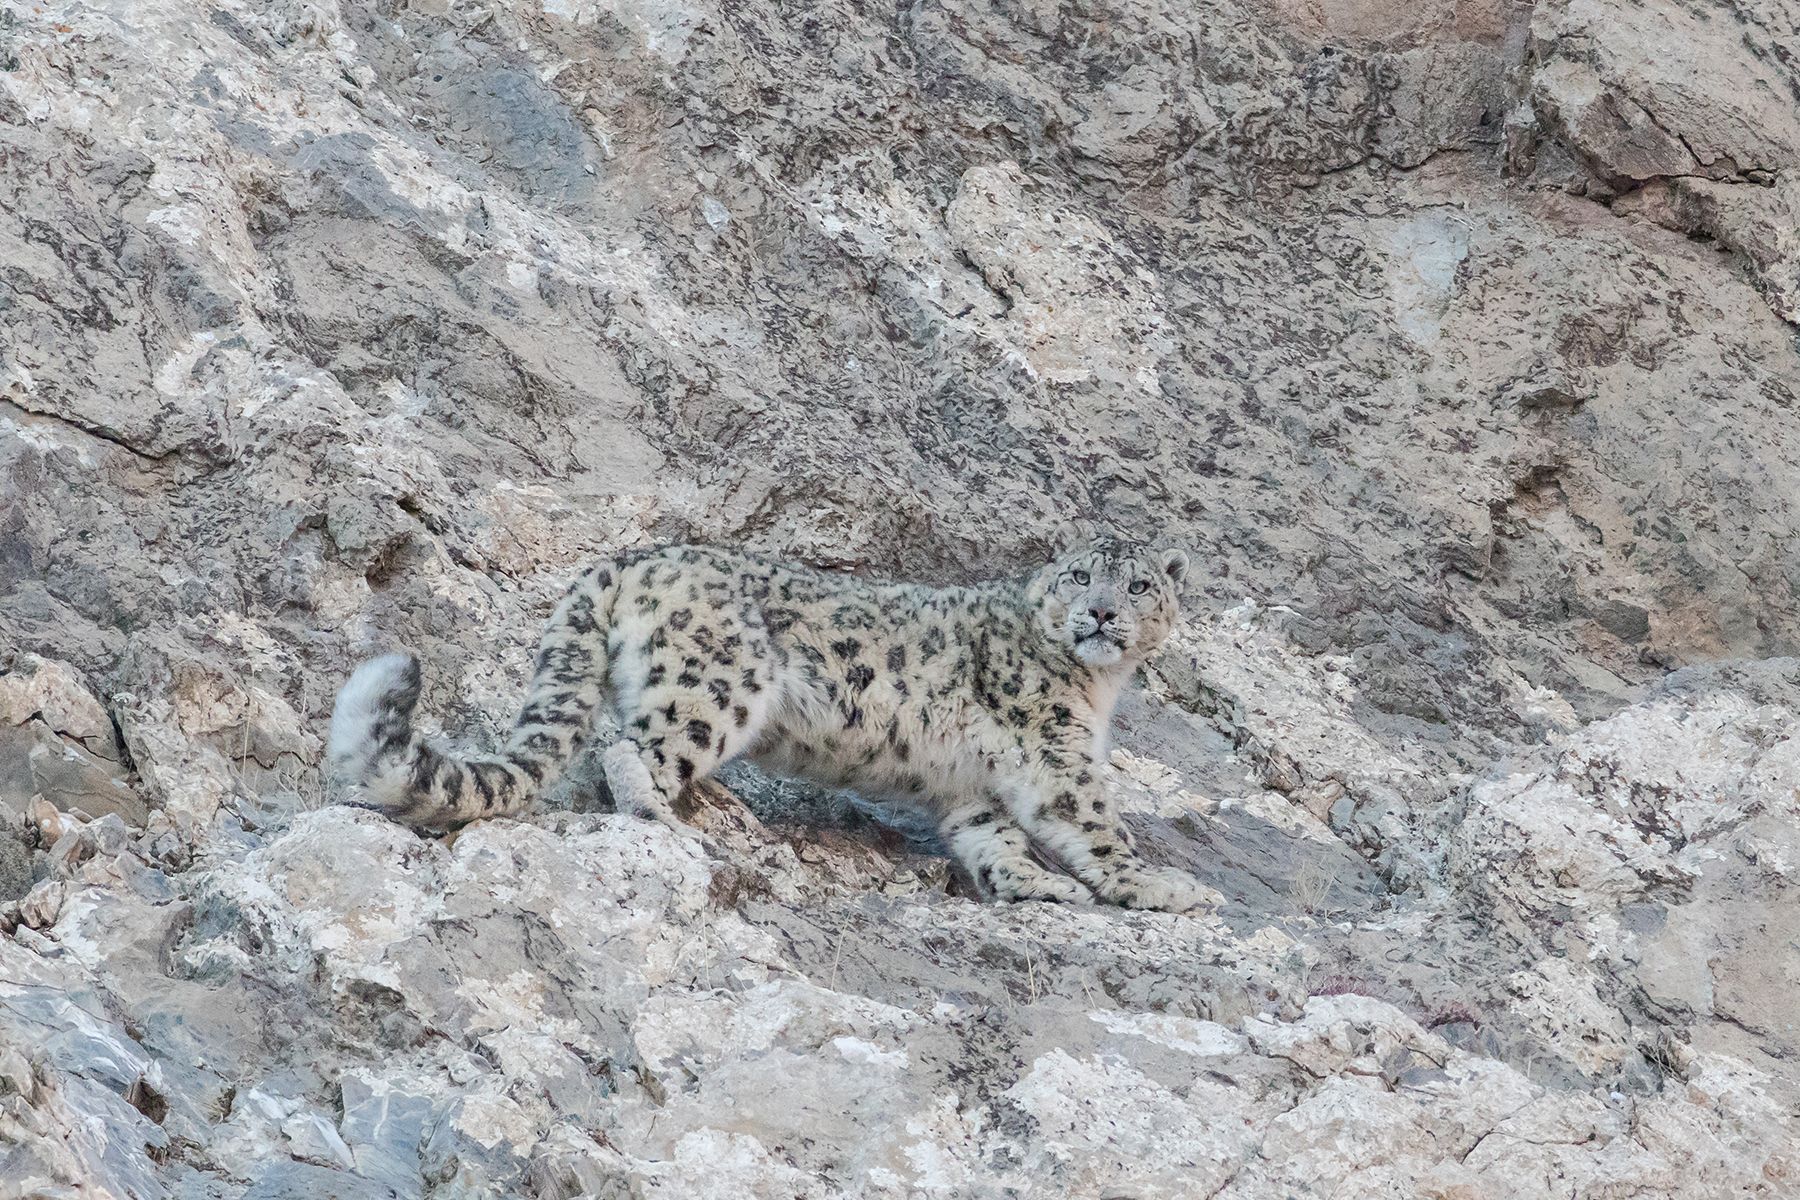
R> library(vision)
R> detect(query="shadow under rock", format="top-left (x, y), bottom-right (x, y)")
top-left (1111, 687), bottom-right (1393, 933)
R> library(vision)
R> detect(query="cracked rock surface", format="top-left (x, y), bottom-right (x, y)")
top-left (1, 0), bottom-right (1797, 1195)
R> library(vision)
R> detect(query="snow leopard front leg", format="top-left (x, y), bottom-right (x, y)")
top-left (1007, 741), bottom-right (1210, 913)
top-left (939, 793), bottom-right (1092, 905)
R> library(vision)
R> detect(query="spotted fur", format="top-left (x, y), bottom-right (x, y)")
top-left (326, 535), bottom-right (1208, 911)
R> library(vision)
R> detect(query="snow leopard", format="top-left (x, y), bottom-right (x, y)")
top-left (326, 532), bottom-right (1210, 912)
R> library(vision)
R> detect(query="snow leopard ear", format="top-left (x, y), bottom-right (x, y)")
top-left (1160, 549), bottom-right (1190, 583)
top-left (1049, 519), bottom-right (1092, 558)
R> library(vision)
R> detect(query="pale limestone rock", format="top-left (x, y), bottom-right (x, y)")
top-left (0, 0), bottom-right (1797, 1193)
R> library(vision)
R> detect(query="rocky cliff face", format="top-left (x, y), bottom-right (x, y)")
top-left (1, 0), bottom-right (1798, 1195)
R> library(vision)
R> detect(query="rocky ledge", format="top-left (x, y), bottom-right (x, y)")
top-left (1, 0), bottom-right (1798, 1195)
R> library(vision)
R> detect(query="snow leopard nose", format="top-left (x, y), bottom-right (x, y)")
top-left (1089, 605), bottom-right (1116, 628)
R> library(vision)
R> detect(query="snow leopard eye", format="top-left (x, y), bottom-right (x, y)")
top-left (1129, 580), bottom-right (1150, 595)
top-left (1072, 569), bottom-right (1090, 585)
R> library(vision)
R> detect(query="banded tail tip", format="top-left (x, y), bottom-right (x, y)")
top-left (326, 652), bottom-right (423, 792)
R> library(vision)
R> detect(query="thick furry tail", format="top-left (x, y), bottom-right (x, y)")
top-left (326, 562), bottom-right (621, 827)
